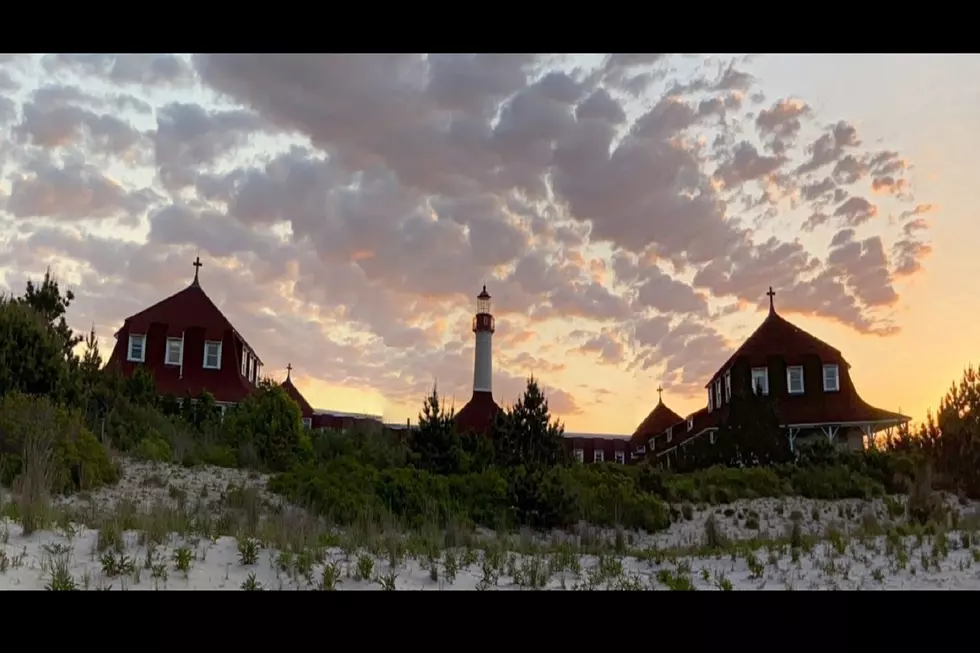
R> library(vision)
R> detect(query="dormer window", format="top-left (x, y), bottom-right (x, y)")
top-left (724, 371), bottom-right (731, 401)
top-left (615, 451), bottom-right (625, 464)
top-left (751, 367), bottom-right (769, 395)
top-left (787, 366), bottom-right (805, 394)
top-left (687, 417), bottom-right (694, 432)
top-left (573, 448), bottom-right (584, 463)
top-left (666, 426), bottom-right (673, 443)
top-left (165, 338), bottom-right (183, 366)
top-left (594, 449), bottom-right (604, 463)
top-left (127, 334), bottom-right (146, 362)
top-left (203, 341), bottom-right (222, 369)
top-left (714, 379), bottom-right (722, 405)
top-left (823, 364), bottom-right (840, 392)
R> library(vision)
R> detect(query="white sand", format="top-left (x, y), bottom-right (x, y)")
top-left (2, 458), bottom-right (979, 590)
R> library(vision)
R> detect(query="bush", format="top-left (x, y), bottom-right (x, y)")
top-left (0, 393), bottom-right (118, 494)
top-left (220, 380), bottom-right (304, 471)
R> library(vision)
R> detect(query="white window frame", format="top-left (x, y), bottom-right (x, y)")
top-left (203, 341), bottom-right (223, 370)
top-left (573, 448), bottom-right (584, 463)
top-left (666, 426), bottom-right (673, 443)
top-left (710, 430), bottom-right (716, 444)
top-left (708, 386), bottom-right (714, 412)
top-left (636, 445), bottom-right (646, 455)
top-left (787, 365), bottom-right (805, 395)
top-left (751, 367), bottom-right (769, 396)
top-left (649, 437), bottom-right (656, 450)
top-left (724, 370), bottom-right (732, 401)
top-left (127, 334), bottom-right (146, 362)
top-left (687, 416), bottom-right (694, 431)
top-left (165, 337), bottom-right (183, 366)
top-left (593, 449), bottom-right (604, 463)
top-left (615, 451), bottom-right (625, 465)
top-left (714, 379), bottom-right (722, 405)
top-left (823, 364), bottom-right (840, 392)
top-left (255, 363), bottom-right (262, 384)
top-left (302, 417), bottom-right (312, 429)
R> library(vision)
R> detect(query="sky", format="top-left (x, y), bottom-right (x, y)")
top-left (0, 53), bottom-right (973, 435)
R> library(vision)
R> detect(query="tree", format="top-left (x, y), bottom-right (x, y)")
top-left (220, 379), bottom-right (305, 471)
top-left (494, 376), bottom-right (565, 470)
top-left (409, 384), bottom-right (464, 475)
top-left (0, 297), bottom-right (72, 400)
top-left (711, 390), bottom-right (789, 468)
top-left (20, 268), bottom-right (83, 360)
top-left (910, 365), bottom-right (980, 497)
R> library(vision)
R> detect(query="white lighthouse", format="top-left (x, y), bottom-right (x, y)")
top-left (472, 285), bottom-right (495, 394)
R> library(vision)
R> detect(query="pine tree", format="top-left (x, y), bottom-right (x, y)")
top-left (495, 376), bottom-right (565, 470)
top-left (716, 390), bottom-right (789, 467)
top-left (410, 384), bottom-right (464, 475)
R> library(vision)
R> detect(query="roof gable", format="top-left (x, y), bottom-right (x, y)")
top-left (709, 309), bottom-right (844, 387)
top-left (123, 279), bottom-right (262, 364)
top-left (281, 375), bottom-right (314, 416)
top-left (631, 399), bottom-right (682, 442)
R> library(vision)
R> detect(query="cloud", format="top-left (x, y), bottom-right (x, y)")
top-left (0, 54), bottom-right (933, 420)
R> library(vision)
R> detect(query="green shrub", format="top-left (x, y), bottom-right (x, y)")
top-left (221, 381), bottom-right (303, 471)
top-left (134, 437), bottom-right (172, 463)
top-left (0, 393), bottom-right (118, 494)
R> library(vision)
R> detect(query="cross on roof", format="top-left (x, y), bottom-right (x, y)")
top-left (657, 385), bottom-right (663, 402)
top-left (192, 256), bottom-right (202, 284)
top-left (767, 286), bottom-right (776, 313)
top-left (286, 362), bottom-right (292, 379)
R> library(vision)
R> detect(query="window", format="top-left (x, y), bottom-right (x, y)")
top-left (714, 379), bottom-right (722, 405)
top-left (615, 451), bottom-right (625, 464)
top-left (593, 449), bottom-right (604, 463)
top-left (127, 334), bottom-right (146, 362)
top-left (823, 364), bottom-right (840, 392)
top-left (636, 444), bottom-right (646, 455)
top-left (302, 417), bottom-right (312, 429)
top-left (245, 355), bottom-right (252, 380)
top-left (255, 363), bottom-right (262, 384)
top-left (787, 366), bottom-right (805, 394)
top-left (710, 430), bottom-right (716, 445)
top-left (751, 367), bottom-right (769, 395)
top-left (203, 341), bottom-right (222, 369)
top-left (241, 351), bottom-right (247, 376)
top-left (165, 338), bottom-right (183, 366)
top-left (573, 448), bottom-right (584, 463)
top-left (724, 371), bottom-right (732, 401)
top-left (708, 387), bottom-right (714, 412)
top-left (687, 417), bottom-right (694, 432)
top-left (666, 427), bottom-right (673, 443)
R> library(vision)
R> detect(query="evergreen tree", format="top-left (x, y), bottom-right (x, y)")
top-left (494, 376), bottom-right (565, 470)
top-left (409, 384), bottom-right (464, 475)
top-left (20, 268), bottom-right (83, 359)
top-left (715, 390), bottom-right (789, 467)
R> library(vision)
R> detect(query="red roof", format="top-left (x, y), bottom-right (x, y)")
top-left (709, 307), bottom-right (842, 387)
top-left (281, 374), bottom-right (314, 417)
top-left (455, 391), bottom-right (500, 435)
top-left (122, 278), bottom-right (262, 365)
top-left (630, 399), bottom-right (682, 448)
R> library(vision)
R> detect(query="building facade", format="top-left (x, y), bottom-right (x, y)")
top-left (640, 288), bottom-right (909, 466)
top-left (106, 258), bottom-right (263, 409)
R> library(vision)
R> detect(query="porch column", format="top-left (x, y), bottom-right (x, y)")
top-left (787, 427), bottom-right (800, 452)
top-left (821, 425), bottom-right (839, 443)
top-left (860, 424), bottom-right (874, 449)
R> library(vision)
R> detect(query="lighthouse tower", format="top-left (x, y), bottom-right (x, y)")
top-left (455, 285), bottom-right (501, 435)
top-left (472, 285), bottom-right (494, 394)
